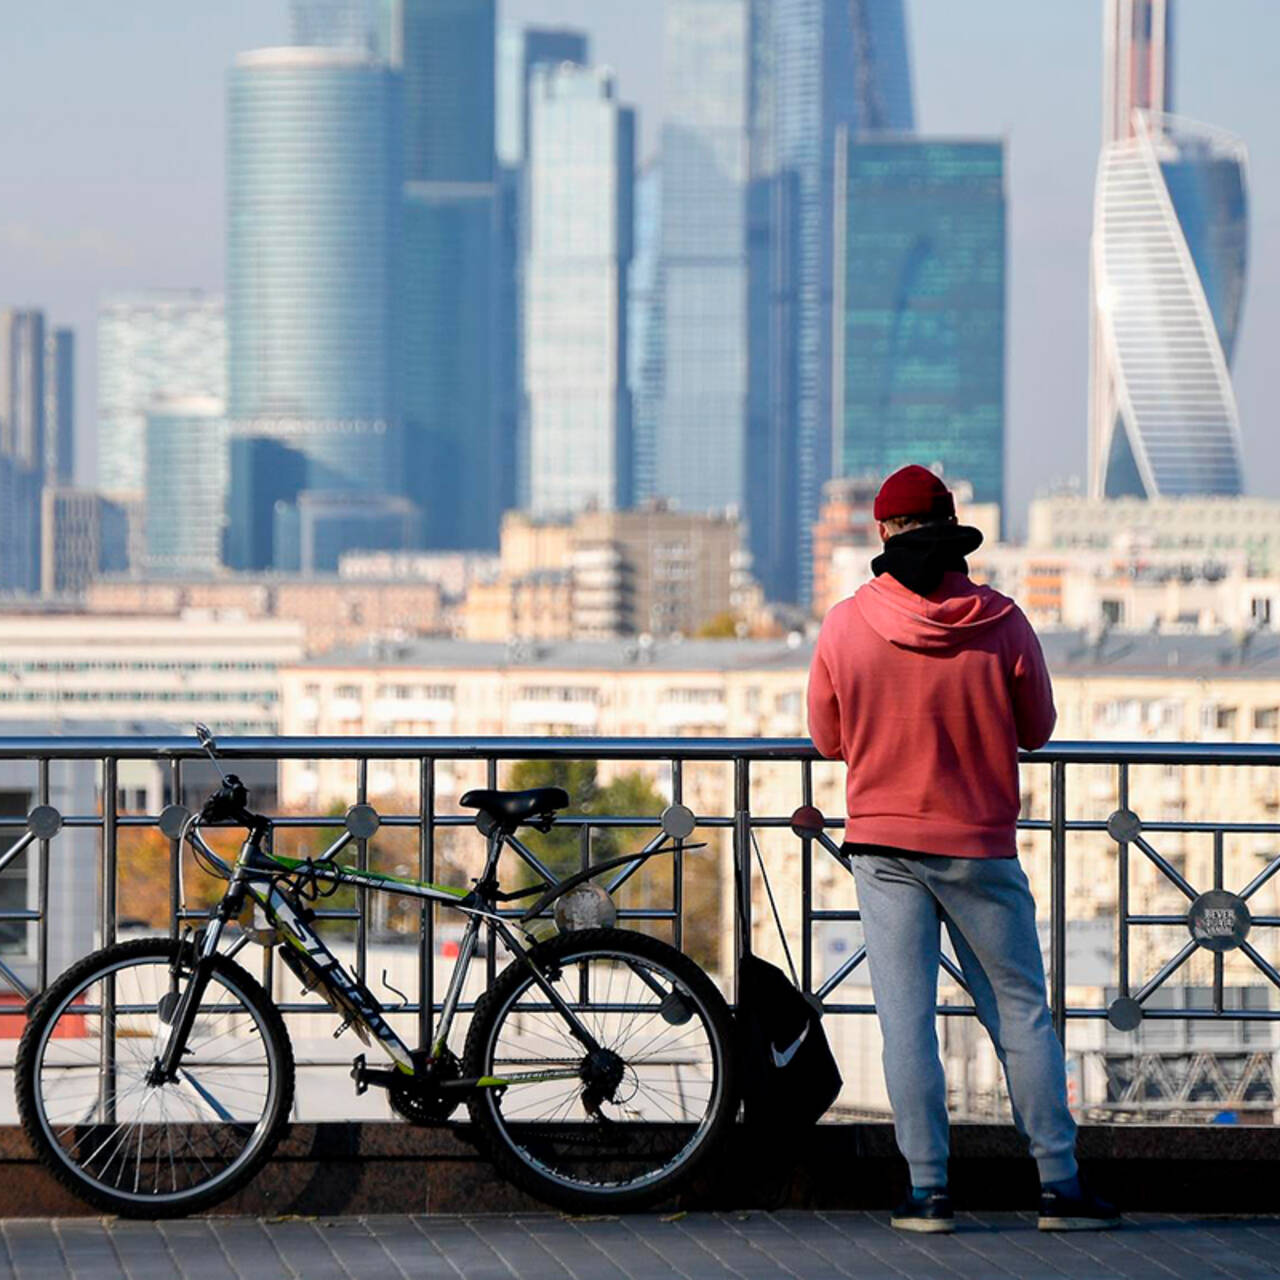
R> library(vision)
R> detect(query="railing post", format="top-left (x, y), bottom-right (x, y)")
top-left (419, 756), bottom-right (434, 1051)
top-left (672, 758), bottom-right (684, 953)
top-left (1117, 762), bottom-right (1130, 999)
top-left (733, 755), bottom-right (750, 1004)
top-left (1050, 759), bottom-right (1067, 1042)
top-left (102, 757), bottom-right (117, 949)
top-left (169, 757), bottom-right (183, 942)
top-left (37, 758), bottom-right (50, 995)
top-left (801, 758), bottom-right (814, 996)
top-left (101, 755), bottom-right (118, 1125)
top-left (356, 756), bottom-right (368, 981)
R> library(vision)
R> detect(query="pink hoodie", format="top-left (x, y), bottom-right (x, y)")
top-left (807, 570), bottom-right (1056, 858)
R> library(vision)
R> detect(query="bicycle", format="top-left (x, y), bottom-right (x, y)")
top-left (15, 726), bottom-right (736, 1217)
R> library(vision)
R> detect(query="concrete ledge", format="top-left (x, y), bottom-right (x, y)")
top-left (0, 1122), bottom-right (1275, 1216)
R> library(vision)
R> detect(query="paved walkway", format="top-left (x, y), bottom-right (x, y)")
top-left (1, 1212), bottom-right (1279, 1279)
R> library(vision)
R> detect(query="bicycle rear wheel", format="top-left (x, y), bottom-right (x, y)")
top-left (16, 937), bottom-right (293, 1217)
top-left (464, 928), bottom-right (735, 1212)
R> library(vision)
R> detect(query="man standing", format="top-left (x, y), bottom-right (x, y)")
top-left (807, 465), bottom-right (1119, 1233)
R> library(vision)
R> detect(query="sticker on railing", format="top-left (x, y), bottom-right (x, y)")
top-left (1187, 890), bottom-right (1251, 953)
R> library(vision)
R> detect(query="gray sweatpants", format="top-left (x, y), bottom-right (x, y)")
top-left (851, 853), bottom-right (1078, 1189)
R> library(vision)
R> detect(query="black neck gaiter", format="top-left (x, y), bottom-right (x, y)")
top-left (870, 523), bottom-right (985, 597)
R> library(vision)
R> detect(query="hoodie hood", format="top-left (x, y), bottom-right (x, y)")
top-left (854, 570), bottom-right (1015, 652)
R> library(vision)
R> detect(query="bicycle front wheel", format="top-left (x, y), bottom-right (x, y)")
top-left (464, 928), bottom-right (735, 1212)
top-left (16, 937), bottom-right (293, 1217)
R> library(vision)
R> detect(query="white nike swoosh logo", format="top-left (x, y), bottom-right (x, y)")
top-left (771, 1024), bottom-right (810, 1068)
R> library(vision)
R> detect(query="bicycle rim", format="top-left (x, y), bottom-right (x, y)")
top-left (474, 939), bottom-right (728, 1200)
top-left (28, 951), bottom-right (284, 1209)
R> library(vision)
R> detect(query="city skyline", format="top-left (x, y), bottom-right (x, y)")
top-left (2, 1), bottom-right (1278, 537)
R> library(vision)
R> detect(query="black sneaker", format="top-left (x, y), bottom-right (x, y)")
top-left (1038, 1185), bottom-right (1121, 1231)
top-left (891, 1188), bottom-right (955, 1233)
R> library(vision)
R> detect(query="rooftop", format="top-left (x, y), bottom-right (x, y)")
top-left (298, 629), bottom-right (1280, 679)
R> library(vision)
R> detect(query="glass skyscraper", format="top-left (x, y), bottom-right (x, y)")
top-left (657, 0), bottom-right (750, 514)
top-left (747, 0), bottom-right (915, 603)
top-left (629, 164), bottom-right (664, 504)
top-left (290, 0), bottom-right (377, 51)
top-left (96, 291), bottom-right (225, 496)
top-left (496, 24), bottom-right (588, 171)
top-left (525, 64), bottom-right (635, 516)
top-left (496, 24), bottom-right (589, 512)
top-left (1, 309), bottom-right (45, 478)
top-left (144, 397), bottom-right (227, 576)
top-left (402, 185), bottom-right (496, 548)
top-left (398, 0), bottom-right (494, 186)
top-left (835, 138), bottom-right (1006, 513)
top-left (381, 0), bottom-right (504, 549)
top-left (44, 328), bottom-right (74, 485)
top-left (227, 47), bottom-right (401, 496)
top-left (1089, 0), bottom-right (1247, 498)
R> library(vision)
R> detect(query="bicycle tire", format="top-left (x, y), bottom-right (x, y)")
top-left (16, 937), bottom-right (294, 1217)
top-left (463, 928), bottom-right (735, 1212)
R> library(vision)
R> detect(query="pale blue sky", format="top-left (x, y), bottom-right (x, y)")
top-left (2, 1), bottom-right (1276, 528)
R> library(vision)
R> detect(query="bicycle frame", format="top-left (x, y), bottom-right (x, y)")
top-left (174, 814), bottom-right (685, 1093)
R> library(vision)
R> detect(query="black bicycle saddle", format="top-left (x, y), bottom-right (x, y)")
top-left (459, 787), bottom-right (570, 835)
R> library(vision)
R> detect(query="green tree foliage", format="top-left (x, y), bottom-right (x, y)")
top-left (504, 758), bottom-right (667, 872)
top-left (500, 759), bottom-right (724, 972)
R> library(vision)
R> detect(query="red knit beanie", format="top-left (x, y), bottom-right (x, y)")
top-left (873, 465), bottom-right (955, 522)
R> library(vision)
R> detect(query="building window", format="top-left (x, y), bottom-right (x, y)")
top-left (660, 688), bottom-right (724, 705)
top-left (1201, 705), bottom-right (1238, 734)
top-left (1254, 708), bottom-right (1279, 732)
top-left (516, 686), bottom-right (598, 703)
top-left (774, 691), bottom-right (802, 717)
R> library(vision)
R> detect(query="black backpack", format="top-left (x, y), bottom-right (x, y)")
top-left (733, 836), bottom-right (842, 1131)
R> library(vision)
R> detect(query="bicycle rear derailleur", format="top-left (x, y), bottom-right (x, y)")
top-left (351, 1049), bottom-right (462, 1124)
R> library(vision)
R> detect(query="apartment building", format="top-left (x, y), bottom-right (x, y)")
top-left (0, 612), bottom-right (303, 734)
top-left (83, 576), bottom-right (445, 656)
top-left (459, 505), bottom-right (760, 641)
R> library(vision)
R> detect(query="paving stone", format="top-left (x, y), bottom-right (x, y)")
top-left (259, 1219), bottom-right (351, 1280)
top-left (731, 1211), bottom-right (897, 1279)
top-left (463, 1219), bottom-right (574, 1280)
top-left (413, 1217), bottom-right (517, 1280)
top-left (2, 1219), bottom-right (69, 1280)
top-left (53, 1219), bottom-right (127, 1280)
top-left (153, 1220), bottom-right (236, 1280)
top-left (106, 1220), bottom-right (187, 1280)
top-left (357, 1215), bottom-right (456, 1279)
top-left (564, 1218), bottom-right (693, 1280)
top-left (205, 1216), bottom-right (294, 1280)
top-left (1191, 1220), bottom-right (1280, 1276)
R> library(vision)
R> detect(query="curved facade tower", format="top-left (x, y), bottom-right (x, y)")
top-left (1090, 115), bottom-right (1247, 498)
top-left (228, 47), bottom-right (401, 494)
top-left (1088, 1), bottom-right (1248, 498)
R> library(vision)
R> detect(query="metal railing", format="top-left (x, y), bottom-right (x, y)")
top-left (1, 735), bottom-right (1278, 1082)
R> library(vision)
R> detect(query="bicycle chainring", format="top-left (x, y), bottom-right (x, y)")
top-left (389, 1050), bottom-right (462, 1124)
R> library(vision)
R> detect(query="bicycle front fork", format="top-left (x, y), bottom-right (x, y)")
top-left (151, 914), bottom-right (228, 1083)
